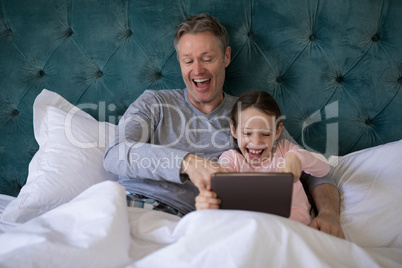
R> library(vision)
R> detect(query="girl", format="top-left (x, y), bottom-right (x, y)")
top-left (196, 90), bottom-right (330, 225)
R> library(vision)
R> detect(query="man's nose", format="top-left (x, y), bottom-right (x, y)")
top-left (193, 60), bottom-right (204, 75)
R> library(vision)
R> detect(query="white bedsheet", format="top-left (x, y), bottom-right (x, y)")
top-left (0, 181), bottom-right (400, 267)
top-left (0, 195), bottom-right (14, 214)
top-left (0, 195), bottom-right (18, 234)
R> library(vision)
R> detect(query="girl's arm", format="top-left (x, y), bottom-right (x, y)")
top-left (217, 150), bottom-right (239, 172)
top-left (279, 139), bottom-right (330, 177)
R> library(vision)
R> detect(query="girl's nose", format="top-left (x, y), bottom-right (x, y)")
top-left (250, 133), bottom-right (263, 145)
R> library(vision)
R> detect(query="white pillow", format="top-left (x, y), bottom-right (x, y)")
top-left (329, 139), bottom-right (402, 248)
top-left (1, 89), bottom-right (118, 223)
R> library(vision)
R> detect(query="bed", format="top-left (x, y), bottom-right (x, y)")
top-left (1, 0), bottom-right (402, 267)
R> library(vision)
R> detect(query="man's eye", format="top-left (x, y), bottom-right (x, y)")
top-left (242, 132), bottom-right (251, 136)
top-left (185, 61), bottom-right (193, 64)
top-left (263, 133), bottom-right (271, 137)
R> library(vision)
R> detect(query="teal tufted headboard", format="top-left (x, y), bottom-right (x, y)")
top-left (1, 0), bottom-right (401, 196)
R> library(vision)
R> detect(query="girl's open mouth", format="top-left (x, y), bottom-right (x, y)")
top-left (247, 148), bottom-right (265, 158)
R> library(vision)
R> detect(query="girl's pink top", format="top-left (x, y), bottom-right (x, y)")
top-left (218, 139), bottom-right (330, 225)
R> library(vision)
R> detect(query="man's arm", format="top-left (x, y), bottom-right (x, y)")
top-left (308, 183), bottom-right (345, 239)
top-left (278, 128), bottom-right (344, 238)
top-left (180, 153), bottom-right (229, 191)
top-left (103, 91), bottom-right (188, 184)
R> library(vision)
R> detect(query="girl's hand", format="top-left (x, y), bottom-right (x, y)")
top-left (195, 186), bottom-right (221, 210)
top-left (279, 152), bottom-right (302, 181)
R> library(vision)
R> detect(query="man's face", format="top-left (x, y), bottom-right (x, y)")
top-left (178, 31), bottom-right (231, 113)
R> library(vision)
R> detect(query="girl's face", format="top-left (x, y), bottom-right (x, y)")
top-left (231, 107), bottom-right (282, 165)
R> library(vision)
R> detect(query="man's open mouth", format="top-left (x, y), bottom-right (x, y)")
top-left (192, 78), bottom-right (211, 88)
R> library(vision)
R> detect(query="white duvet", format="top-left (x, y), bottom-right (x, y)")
top-left (0, 181), bottom-right (400, 268)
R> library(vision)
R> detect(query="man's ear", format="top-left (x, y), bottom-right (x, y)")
top-left (275, 122), bottom-right (283, 140)
top-left (224, 46), bottom-right (231, 67)
top-left (230, 123), bottom-right (237, 139)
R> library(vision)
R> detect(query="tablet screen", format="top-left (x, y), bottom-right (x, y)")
top-left (211, 173), bottom-right (294, 217)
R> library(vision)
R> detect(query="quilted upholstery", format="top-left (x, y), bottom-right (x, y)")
top-left (0, 0), bottom-right (401, 196)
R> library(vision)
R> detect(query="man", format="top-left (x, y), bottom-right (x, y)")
top-left (103, 13), bottom-right (345, 238)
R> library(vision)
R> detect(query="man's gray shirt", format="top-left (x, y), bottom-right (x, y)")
top-left (103, 88), bottom-right (334, 215)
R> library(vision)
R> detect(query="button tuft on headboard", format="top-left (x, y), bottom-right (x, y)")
top-left (66, 28), bottom-right (74, 37)
top-left (11, 109), bottom-right (19, 117)
top-left (335, 76), bottom-right (344, 83)
top-left (371, 33), bottom-right (380, 42)
top-left (38, 70), bottom-right (45, 77)
top-left (126, 29), bottom-right (133, 37)
top-left (309, 34), bottom-right (316, 41)
top-left (365, 118), bottom-right (373, 125)
top-left (118, 28), bottom-right (133, 41)
top-left (96, 70), bottom-right (103, 78)
top-left (1, 28), bottom-right (13, 38)
top-left (155, 71), bottom-right (163, 80)
top-left (398, 77), bottom-right (402, 84)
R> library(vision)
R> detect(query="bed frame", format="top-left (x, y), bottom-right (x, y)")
top-left (1, 0), bottom-right (401, 196)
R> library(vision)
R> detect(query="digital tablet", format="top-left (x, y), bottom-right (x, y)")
top-left (211, 173), bottom-right (294, 217)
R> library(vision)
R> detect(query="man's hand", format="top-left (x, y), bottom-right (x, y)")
top-left (309, 210), bottom-right (345, 239)
top-left (181, 153), bottom-right (229, 191)
top-left (279, 152), bottom-right (302, 181)
top-left (309, 183), bottom-right (345, 239)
